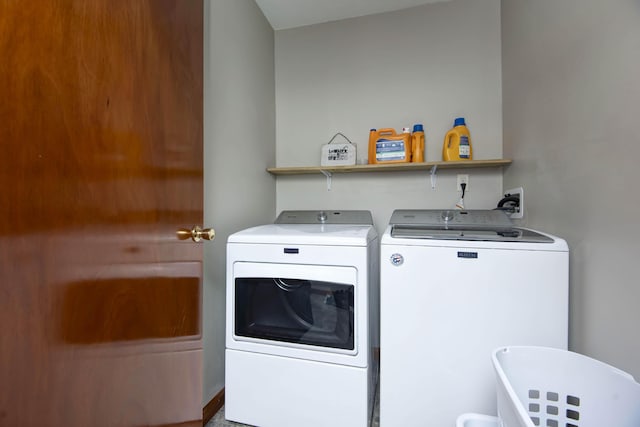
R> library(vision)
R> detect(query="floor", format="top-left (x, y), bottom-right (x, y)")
top-left (205, 382), bottom-right (380, 427)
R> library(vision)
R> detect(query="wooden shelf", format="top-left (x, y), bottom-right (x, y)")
top-left (267, 159), bottom-right (511, 175)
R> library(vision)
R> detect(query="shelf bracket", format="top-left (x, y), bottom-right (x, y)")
top-left (320, 170), bottom-right (332, 191)
top-left (430, 165), bottom-right (438, 189)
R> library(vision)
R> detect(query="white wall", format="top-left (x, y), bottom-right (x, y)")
top-left (502, 0), bottom-right (640, 377)
top-left (274, 0), bottom-right (503, 233)
top-left (203, 0), bottom-right (276, 405)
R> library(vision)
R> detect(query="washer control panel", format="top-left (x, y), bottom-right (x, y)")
top-left (389, 209), bottom-right (513, 228)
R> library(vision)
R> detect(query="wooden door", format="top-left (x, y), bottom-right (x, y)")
top-left (0, 1), bottom-right (204, 426)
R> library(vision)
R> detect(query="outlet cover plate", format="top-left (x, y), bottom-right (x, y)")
top-left (457, 174), bottom-right (469, 192)
top-left (504, 187), bottom-right (524, 219)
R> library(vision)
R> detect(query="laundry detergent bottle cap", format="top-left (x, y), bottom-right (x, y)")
top-left (442, 117), bottom-right (472, 161)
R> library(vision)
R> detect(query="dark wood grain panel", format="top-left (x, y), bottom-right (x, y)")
top-left (0, 0), bottom-right (203, 235)
top-left (0, 0), bottom-right (204, 426)
top-left (60, 277), bottom-right (200, 343)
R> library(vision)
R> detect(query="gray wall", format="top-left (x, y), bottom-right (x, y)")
top-left (274, 0), bottom-right (503, 233)
top-left (203, 0), bottom-right (276, 405)
top-left (502, 0), bottom-right (640, 377)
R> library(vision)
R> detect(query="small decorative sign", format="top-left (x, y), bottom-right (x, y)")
top-left (320, 132), bottom-right (357, 166)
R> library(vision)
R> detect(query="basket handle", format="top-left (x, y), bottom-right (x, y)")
top-left (376, 128), bottom-right (397, 136)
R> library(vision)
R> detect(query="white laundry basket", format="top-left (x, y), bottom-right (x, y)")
top-left (492, 346), bottom-right (640, 427)
top-left (456, 413), bottom-right (501, 427)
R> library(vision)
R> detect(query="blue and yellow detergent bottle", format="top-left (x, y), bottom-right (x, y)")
top-left (442, 117), bottom-right (473, 161)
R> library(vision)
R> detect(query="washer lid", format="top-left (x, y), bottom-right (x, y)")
top-left (388, 209), bottom-right (553, 243)
top-left (275, 210), bottom-right (373, 225)
top-left (390, 225), bottom-right (554, 243)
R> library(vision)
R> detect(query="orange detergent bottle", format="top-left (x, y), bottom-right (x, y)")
top-left (368, 128), bottom-right (412, 164)
top-left (411, 124), bottom-right (425, 163)
top-left (442, 117), bottom-right (473, 161)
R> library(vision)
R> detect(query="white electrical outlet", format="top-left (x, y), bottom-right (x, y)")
top-left (457, 174), bottom-right (469, 192)
top-left (504, 187), bottom-right (524, 219)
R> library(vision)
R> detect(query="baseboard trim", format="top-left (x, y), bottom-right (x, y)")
top-left (202, 388), bottom-right (225, 426)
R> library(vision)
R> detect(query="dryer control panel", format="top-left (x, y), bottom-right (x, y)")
top-left (275, 210), bottom-right (373, 225)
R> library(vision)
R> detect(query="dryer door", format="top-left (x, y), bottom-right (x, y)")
top-left (228, 262), bottom-right (359, 358)
top-left (235, 277), bottom-right (353, 350)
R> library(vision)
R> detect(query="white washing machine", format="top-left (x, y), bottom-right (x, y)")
top-left (379, 209), bottom-right (568, 427)
top-left (225, 210), bottom-right (379, 427)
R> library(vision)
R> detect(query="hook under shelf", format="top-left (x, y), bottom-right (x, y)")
top-left (430, 164), bottom-right (438, 189)
top-left (320, 170), bottom-right (332, 191)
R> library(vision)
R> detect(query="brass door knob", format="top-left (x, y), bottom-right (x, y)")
top-left (176, 226), bottom-right (215, 242)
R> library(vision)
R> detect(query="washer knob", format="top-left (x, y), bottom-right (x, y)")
top-left (441, 210), bottom-right (455, 222)
top-left (317, 210), bottom-right (328, 223)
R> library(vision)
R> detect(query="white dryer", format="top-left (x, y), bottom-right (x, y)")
top-left (379, 209), bottom-right (568, 427)
top-left (225, 210), bottom-right (379, 427)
